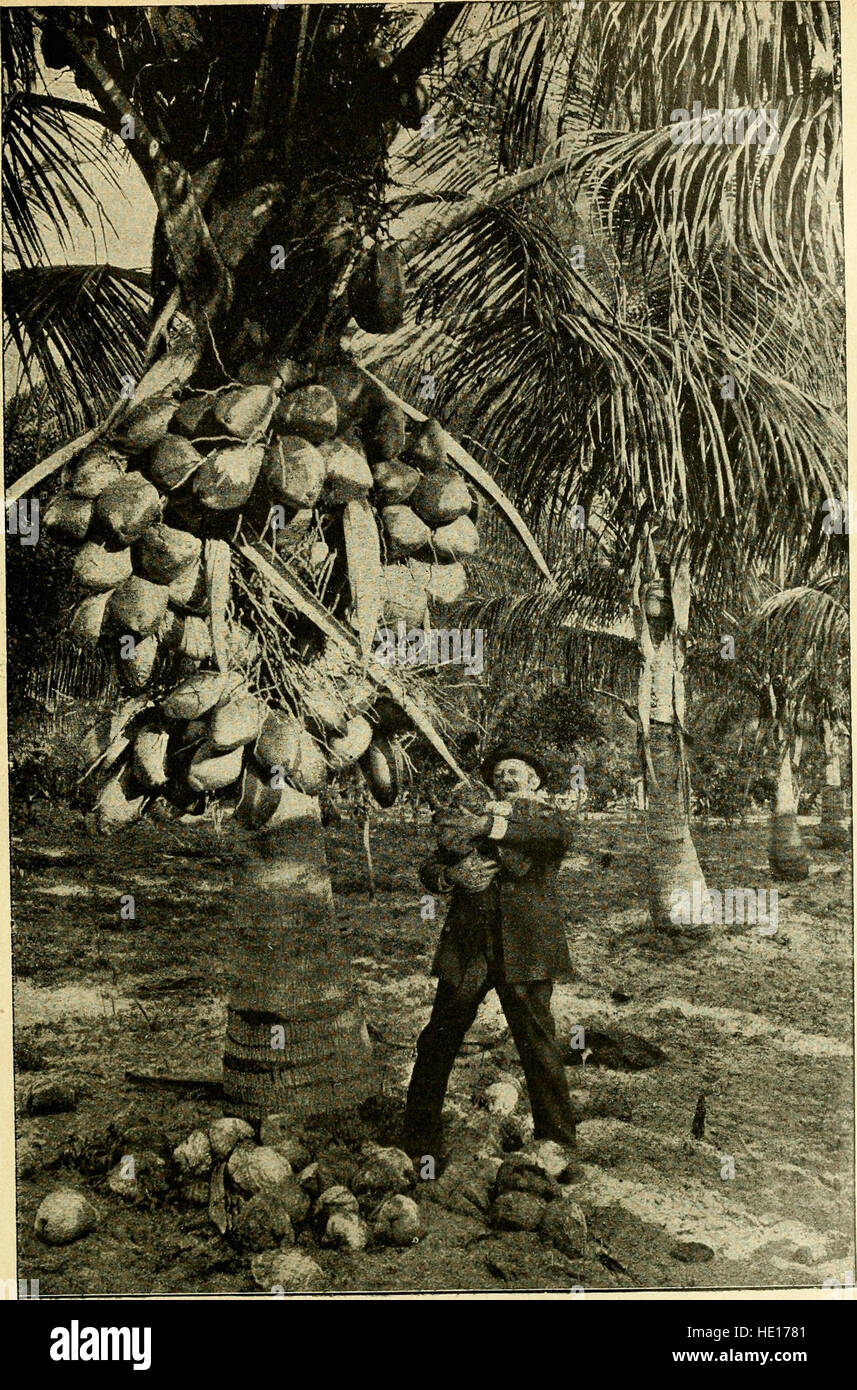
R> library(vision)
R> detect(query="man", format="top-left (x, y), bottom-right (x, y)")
top-left (403, 744), bottom-right (577, 1160)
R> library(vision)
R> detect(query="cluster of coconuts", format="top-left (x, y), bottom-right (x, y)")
top-left (46, 332), bottom-right (479, 829)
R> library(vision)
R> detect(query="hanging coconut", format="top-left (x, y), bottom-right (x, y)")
top-left (274, 385), bottom-right (338, 444)
top-left (360, 735), bottom-right (403, 808)
top-left (113, 392), bottom-right (177, 454)
top-left (161, 670), bottom-right (242, 721)
top-left (410, 469), bottom-right (471, 528)
top-left (291, 727), bottom-right (328, 795)
top-left (179, 615), bottom-right (213, 662)
top-left (118, 633), bottom-right (159, 691)
top-left (44, 492), bottom-right (93, 542)
top-left (367, 402), bottom-right (407, 462)
top-left (237, 355), bottom-right (309, 390)
top-left (73, 542), bottom-right (133, 592)
top-left (94, 766), bottom-right (146, 832)
top-left (69, 445), bottom-right (125, 499)
top-left (187, 741), bottom-right (244, 793)
top-left (382, 505), bottom-right (431, 556)
top-left (348, 244), bottom-right (406, 335)
top-left (68, 590), bottom-right (112, 647)
top-left (213, 384), bottom-right (276, 440)
top-left (137, 522), bottom-right (202, 584)
top-left (432, 514), bottom-right (480, 560)
top-left (109, 575), bottom-right (170, 636)
top-left (427, 561), bottom-right (468, 605)
top-left (302, 685), bottom-right (348, 737)
top-left (209, 693), bottom-right (263, 752)
top-left (410, 418), bottom-right (447, 471)
top-left (372, 458), bottom-right (421, 503)
top-left (319, 364), bottom-right (367, 427)
top-left (180, 717), bottom-right (209, 746)
top-left (133, 727), bottom-right (170, 788)
top-left (254, 708), bottom-right (303, 774)
top-left (320, 439), bottom-right (373, 502)
top-left (167, 556), bottom-right (206, 610)
top-left (193, 442), bottom-right (264, 510)
top-left (234, 761), bottom-right (283, 829)
top-left (96, 473), bottom-right (162, 545)
top-left (158, 608), bottom-right (184, 650)
top-left (149, 435), bottom-right (204, 489)
top-left (382, 562), bottom-right (430, 626)
top-left (173, 394), bottom-right (215, 439)
top-left (326, 714), bottom-right (374, 770)
top-left (262, 436), bottom-right (325, 509)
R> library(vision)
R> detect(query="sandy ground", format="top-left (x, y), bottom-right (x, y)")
top-left (10, 805), bottom-right (855, 1295)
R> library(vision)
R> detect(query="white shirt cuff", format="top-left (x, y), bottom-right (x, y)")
top-left (485, 800), bottom-right (513, 840)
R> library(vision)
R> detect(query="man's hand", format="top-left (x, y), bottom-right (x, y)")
top-left (444, 854), bottom-right (500, 894)
top-left (434, 807), bottom-right (491, 857)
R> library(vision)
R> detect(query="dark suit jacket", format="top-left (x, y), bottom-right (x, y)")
top-left (420, 799), bottom-right (574, 986)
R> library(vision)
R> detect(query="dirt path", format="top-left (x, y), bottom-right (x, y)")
top-left (11, 807), bottom-right (855, 1294)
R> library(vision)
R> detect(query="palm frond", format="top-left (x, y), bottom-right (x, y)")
top-left (4, 264), bottom-right (151, 432)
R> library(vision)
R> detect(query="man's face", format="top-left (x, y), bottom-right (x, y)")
top-left (492, 758), bottom-right (541, 801)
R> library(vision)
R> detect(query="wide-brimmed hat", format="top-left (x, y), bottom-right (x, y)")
top-left (480, 743), bottom-right (549, 788)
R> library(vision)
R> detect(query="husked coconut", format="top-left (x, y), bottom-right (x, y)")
top-left (427, 562), bottom-right (468, 605)
top-left (193, 442), bottom-right (264, 510)
top-left (262, 436), bottom-right (325, 509)
top-left (274, 385), bottom-right (338, 443)
top-left (160, 670), bottom-right (243, 721)
top-left (410, 469), bottom-right (471, 528)
top-left (97, 473), bottom-right (162, 545)
top-left (68, 591), bottom-right (112, 647)
top-left (209, 693), bottom-right (263, 751)
top-left (188, 741), bottom-right (244, 793)
top-left (320, 439), bottom-right (373, 502)
top-left (44, 493), bottom-right (93, 542)
top-left (137, 522), bottom-right (202, 583)
top-left (109, 575), bottom-right (169, 636)
top-left (73, 542), bottom-right (133, 592)
top-left (382, 504), bottom-right (431, 556)
top-left (119, 633), bottom-right (159, 690)
top-left (113, 392), bottom-right (177, 453)
top-left (213, 384), bottom-right (276, 439)
top-left (148, 435), bottom-right (204, 489)
top-left (70, 446), bottom-right (125, 499)
top-left (432, 515), bottom-right (480, 560)
top-left (372, 458), bottom-right (421, 503)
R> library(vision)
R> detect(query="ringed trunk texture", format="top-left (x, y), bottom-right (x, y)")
top-left (819, 720), bottom-right (851, 850)
top-left (768, 743), bottom-right (810, 880)
top-left (646, 720), bottom-right (709, 935)
top-left (223, 794), bottom-right (375, 1122)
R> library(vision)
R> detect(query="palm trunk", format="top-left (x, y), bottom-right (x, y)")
top-left (768, 739), bottom-right (810, 880)
top-left (819, 719), bottom-right (850, 850)
top-left (637, 559), bottom-right (709, 938)
top-left (223, 793), bottom-right (375, 1122)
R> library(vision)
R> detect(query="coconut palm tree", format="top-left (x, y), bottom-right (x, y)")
top-left (369, 0), bottom-right (846, 937)
top-left (3, 4), bottom-right (846, 1118)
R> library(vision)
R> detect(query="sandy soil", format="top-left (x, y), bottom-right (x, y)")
top-left (10, 805), bottom-right (855, 1295)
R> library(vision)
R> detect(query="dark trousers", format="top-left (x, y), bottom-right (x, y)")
top-left (403, 971), bottom-right (577, 1152)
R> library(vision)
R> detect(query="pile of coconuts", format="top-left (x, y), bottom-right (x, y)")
top-left (46, 282), bottom-right (481, 829)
